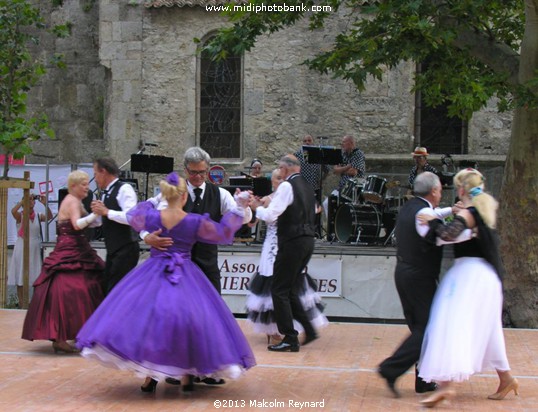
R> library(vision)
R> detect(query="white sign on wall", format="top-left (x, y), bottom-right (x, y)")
top-left (218, 254), bottom-right (342, 297)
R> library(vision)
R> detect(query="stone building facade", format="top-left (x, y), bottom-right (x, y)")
top-left (25, 0), bottom-right (509, 196)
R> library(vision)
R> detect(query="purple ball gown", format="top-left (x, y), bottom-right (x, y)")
top-left (76, 202), bottom-right (256, 381)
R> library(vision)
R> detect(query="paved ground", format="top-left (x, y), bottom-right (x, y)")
top-left (1, 309), bottom-right (536, 411)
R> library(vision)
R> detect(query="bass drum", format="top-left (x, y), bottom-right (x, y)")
top-left (334, 204), bottom-right (381, 243)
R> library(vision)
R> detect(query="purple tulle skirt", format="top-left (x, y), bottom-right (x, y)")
top-left (76, 251), bottom-right (256, 381)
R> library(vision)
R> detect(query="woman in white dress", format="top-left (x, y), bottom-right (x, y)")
top-left (416, 168), bottom-right (518, 407)
top-left (8, 194), bottom-right (52, 306)
top-left (246, 169), bottom-right (327, 343)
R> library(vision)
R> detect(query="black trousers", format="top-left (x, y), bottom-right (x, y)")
top-left (271, 236), bottom-right (316, 343)
top-left (378, 262), bottom-right (438, 380)
top-left (104, 241), bottom-right (140, 295)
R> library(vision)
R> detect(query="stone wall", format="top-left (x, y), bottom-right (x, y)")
top-left (26, 0), bottom-right (106, 164)
top-left (24, 1), bottom-right (509, 188)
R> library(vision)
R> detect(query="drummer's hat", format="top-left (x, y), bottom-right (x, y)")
top-left (412, 146), bottom-right (429, 157)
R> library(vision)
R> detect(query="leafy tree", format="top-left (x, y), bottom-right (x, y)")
top-left (0, 0), bottom-right (69, 178)
top-left (205, 0), bottom-right (538, 327)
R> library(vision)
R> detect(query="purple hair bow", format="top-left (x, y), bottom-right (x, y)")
top-left (166, 172), bottom-right (179, 186)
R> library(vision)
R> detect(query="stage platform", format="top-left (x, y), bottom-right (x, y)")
top-left (1, 309), bottom-right (536, 411)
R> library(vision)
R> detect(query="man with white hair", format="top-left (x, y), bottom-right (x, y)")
top-left (250, 154), bottom-right (318, 352)
top-left (378, 172), bottom-right (461, 397)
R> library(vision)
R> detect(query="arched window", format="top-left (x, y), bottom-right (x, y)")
top-left (199, 37), bottom-right (242, 159)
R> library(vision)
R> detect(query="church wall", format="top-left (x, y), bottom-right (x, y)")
top-left (23, 2), bottom-right (509, 192)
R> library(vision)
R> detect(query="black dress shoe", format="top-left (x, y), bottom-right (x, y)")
top-left (415, 367), bottom-right (437, 393)
top-left (194, 377), bottom-right (226, 385)
top-left (165, 377), bottom-right (181, 385)
top-left (415, 379), bottom-right (437, 393)
top-left (378, 368), bottom-right (401, 398)
top-left (268, 341), bottom-right (300, 352)
top-left (302, 334), bottom-right (318, 346)
top-left (140, 378), bottom-right (158, 393)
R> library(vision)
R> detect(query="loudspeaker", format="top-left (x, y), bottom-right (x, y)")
top-left (130, 154), bottom-right (174, 174)
top-left (326, 195), bottom-right (339, 240)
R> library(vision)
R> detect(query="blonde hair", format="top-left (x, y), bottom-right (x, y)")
top-left (159, 176), bottom-right (187, 200)
top-left (453, 169), bottom-right (498, 228)
top-left (68, 170), bottom-right (89, 189)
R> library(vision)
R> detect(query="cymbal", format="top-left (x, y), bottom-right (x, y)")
top-left (385, 180), bottom-right (401, 189)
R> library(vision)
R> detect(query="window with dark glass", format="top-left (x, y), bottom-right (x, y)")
top-left (415, 62), bottom-right (467, 154)
top-left (199, 41), bottom-right (242, 159)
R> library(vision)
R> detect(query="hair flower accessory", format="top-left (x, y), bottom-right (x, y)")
top-left (469, 186), bottom-right (483, 198)
top-left (166, 172), bottom-right (179, 186)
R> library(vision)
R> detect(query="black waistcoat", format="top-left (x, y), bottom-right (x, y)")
top-left (102, 181), bottom-right (139, 254)
top-left (395, 197), bottom-right (443, 277)
top-left (184, 183), bottom-right (222, 274)
top-left (277, 174), bottom-right (316, 245)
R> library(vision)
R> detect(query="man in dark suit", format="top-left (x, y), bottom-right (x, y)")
top-left (91, 157), bottom-right (140, 295)
top-left (377, 171), bottom-right (460, 397)
top-left (250, 154), bottom-right (318, 352)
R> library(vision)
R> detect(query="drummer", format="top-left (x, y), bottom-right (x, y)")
top-left (334, 135), bottom-right (366, 191)
top-left (323, 135), bottom-right (366, 217)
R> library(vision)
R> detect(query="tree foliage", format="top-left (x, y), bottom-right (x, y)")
top-left (205, 0), bottom-right (538, 327)
top-left (0, 0), bottom-right (70, 178)
top-left (204, 0), bottom-right (536, 119)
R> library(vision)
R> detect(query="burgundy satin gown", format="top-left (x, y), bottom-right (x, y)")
top-left (22, 220), bottom-right (105, 342)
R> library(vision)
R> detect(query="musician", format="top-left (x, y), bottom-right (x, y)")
top-left (294, 135), bottom-right (330, 203)
top-left (249, 159), bottom-right (263, 178)
top-left (295, 135), bottom-right (330, 238)
top-left (408, 147), bottom-right (438, 187)
top-left (333, 135), bottom-right (366, 191)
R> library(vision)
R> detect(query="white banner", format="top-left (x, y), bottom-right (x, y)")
top-left (218, 254), bottom-right (342, 297)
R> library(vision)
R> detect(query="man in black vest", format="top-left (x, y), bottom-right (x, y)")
top-left (250, 154), bottom-right (318, 352)
top-left (378, 172), bottom-right (460, 397)
top-left (91, 157), bottom-right (140, 295)
top-left (143, 146), bottom-right (252, 294)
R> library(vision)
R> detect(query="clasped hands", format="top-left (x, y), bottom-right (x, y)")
top-left (90, 200), bottom-right (109, 216)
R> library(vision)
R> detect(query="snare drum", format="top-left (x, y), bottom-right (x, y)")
top-left (334, 204), bottom-right (381, 243)
top-left (340, 178), bottom-right (365, 205)
top-left (362, 175), bottom-right (387, 204)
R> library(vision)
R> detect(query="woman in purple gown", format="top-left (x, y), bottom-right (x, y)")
top-left (22, 170), bottom-right (104, 353)
top-left (76, 173), bottom-right (256, 392)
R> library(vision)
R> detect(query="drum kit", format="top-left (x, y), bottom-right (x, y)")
top-left (332, 175), bottom-right (404, 245)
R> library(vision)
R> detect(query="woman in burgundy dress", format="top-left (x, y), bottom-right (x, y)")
top-left (22, 170), bottom-right (104, 353)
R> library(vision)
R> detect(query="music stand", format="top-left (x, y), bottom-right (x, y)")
top-left (303, 145), bottom-right (342, 240)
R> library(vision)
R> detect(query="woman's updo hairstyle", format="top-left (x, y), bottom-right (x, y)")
top-left (453, 168), bottom-right (498, 228)
top-left (159, 172), bottom-right (187, 201)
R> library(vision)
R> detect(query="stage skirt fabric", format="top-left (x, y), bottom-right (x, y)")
top-left (418, 257), bottom-right (510, 383)
top-left (22, 221), bottom-right (104, 342)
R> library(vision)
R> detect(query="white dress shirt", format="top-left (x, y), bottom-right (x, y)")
top-left (101, 178), bottom-right (138, 225)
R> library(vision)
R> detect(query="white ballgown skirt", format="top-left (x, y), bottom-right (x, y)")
top-left (418, 257), bottom-right (510, 383)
